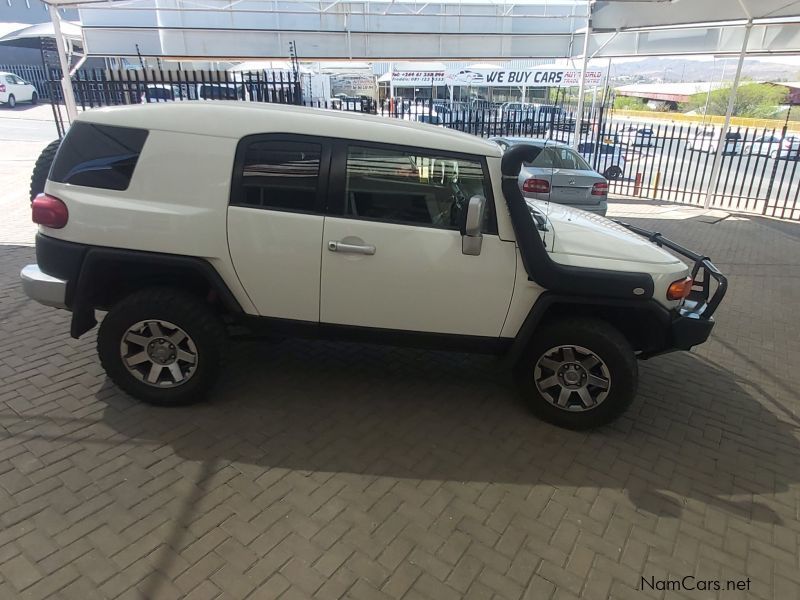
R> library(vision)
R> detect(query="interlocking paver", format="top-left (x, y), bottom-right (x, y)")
top-left (2, 132), bottom-right (800, 599)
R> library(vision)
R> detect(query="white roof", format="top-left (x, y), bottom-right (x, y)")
top-left (0, 20), bottom-right (82, 44)
top-left (593, 0), bottom-right (800, 30)
top-left (76, 102), bottom-right (502, 157)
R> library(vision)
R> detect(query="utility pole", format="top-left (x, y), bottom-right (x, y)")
top-left (572, 10), bottom-right (592, 150)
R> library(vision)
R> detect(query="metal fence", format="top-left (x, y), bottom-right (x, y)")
top-left (62, 68), bottom-right (302, 109)
top-left (36, 66), bottom-right (800, 221)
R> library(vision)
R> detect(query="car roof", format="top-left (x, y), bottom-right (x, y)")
top-left (77, 102), bottom-right (503, 157)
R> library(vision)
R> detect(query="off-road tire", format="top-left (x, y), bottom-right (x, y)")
top-left (514, 318), bottom-right (638, 430)
top-left (98, 288), bottom-right (226, 406)
top-left (29, 139), bottom-right (61, 200)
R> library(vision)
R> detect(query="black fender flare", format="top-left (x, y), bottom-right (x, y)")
top-left (505, 292), bottom-right (673, 366)
top-left (69, 246), bottom-right (243, 338)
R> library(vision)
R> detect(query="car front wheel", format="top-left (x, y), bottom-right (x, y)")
top-left (97, 288), bottom-right (226, 406)
top-left (514, 318), bottom-right (637, 429)
top-left (30, 92), bottom-right (38, 105)
top-left (604, 166), bottom-right (622, 180)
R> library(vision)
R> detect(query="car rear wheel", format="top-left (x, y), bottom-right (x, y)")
top-left (6, 94), bottom-right (15, 109)
top-left (98, 288), bottom-right (226, 406)
top-left (514, 318), bottom-right (637, 429)
top-left (604, 166), bottom-right (622, 180)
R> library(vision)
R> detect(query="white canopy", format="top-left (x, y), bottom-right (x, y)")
top-left (593, 0), bottom-right (800, 30)
top-left (0, 20), bottom-right (82, 44)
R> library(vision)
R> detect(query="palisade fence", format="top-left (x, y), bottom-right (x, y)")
top-left (41, 67), bottom-right (800, 221)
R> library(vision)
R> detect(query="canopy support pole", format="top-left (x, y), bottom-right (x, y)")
top-left (572, 19), bottom-right (592, 150)
top-left (48, 3), bottom-right (78, 123)
top-left (703, 20), bottom-right (752, 209)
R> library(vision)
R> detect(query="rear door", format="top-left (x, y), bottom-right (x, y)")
top-left (549, 146), bottom-right (601, 206)
top-left (227, 135), bottom-right (329, 321)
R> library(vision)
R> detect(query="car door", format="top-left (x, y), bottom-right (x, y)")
top-left (9, 75), bottom-right (32, 102)
top-left (319, 142), bottom-right (517, 337)
top-left (549, 146), bottom-right (600, 206)
top-left (227, 134), bottom-right (330, 321)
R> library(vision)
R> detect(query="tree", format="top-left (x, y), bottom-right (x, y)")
top-left (614, 95), bottom-right (650, 111)
top-left (682, 83), bottom-right (787, 118)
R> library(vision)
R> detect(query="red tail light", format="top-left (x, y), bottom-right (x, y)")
top-left (522, 178), bottom-right (550, 194)
top-left (0, 84), bottom-right (5, 93)
top-left (591, 181), bottom-right (609, 196)
top-left (32, 194), bottom-right (69, 229)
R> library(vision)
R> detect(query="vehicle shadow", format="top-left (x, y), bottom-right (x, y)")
top-left (97, 336), bottom-right (798, 525)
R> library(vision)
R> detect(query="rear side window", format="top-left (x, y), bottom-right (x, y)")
top-left (49, 122), bottom-right (148, 191)
top-left (232, 140), bottom-right (321, 212)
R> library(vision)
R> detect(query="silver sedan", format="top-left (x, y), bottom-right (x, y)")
top-left (491, 137), bottom-right (609, 216)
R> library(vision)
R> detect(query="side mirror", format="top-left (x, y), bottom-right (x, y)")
top-left (461, 195), bottom-right (486, 256)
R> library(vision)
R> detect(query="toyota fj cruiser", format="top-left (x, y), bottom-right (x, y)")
top-left (21, 103), bottom-right (726, 429)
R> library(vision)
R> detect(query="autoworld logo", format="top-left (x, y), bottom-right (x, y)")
top-left (446, 70), bottom-right (485, 85)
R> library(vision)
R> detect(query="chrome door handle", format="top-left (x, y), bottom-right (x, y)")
top-left (328, 240), bottom-right (376, 255)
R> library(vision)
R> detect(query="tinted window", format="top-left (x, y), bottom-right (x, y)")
top-left (235, 140), bottom-right (321, 212)
top-left (199, 85), bottom-right (241, 100)
top-left (555, 148), bottom-right (592, 170)
top-left (529, 147), bottom-right (557, 169)
top-left (147, 87), bottom-right (173, 100)
top-left (49, 122), bottom-right (148, 191)
top-left (345, 145), bottom-right (492, 231)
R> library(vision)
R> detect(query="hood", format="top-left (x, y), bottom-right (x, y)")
top-left (527, 200), bottom-right (684, 266)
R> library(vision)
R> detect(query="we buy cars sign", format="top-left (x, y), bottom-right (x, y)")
top-left (444, 68), bottom-right (604, 87)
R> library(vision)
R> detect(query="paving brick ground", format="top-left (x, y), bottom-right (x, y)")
top-left (0, 135), bottom-right (799, 598)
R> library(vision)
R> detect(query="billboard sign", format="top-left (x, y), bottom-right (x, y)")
top-left (389, 68), bottom-right (603, 87)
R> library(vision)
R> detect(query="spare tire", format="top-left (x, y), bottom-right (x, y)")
top-left (30, 139), bottom-right (61, 201)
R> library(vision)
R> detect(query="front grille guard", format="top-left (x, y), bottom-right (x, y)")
top-left (613, 220), bottom-right (728, 319)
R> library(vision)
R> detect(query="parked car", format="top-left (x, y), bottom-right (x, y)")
top-left (498, 102), bottom-right (548, 134)
top-left (491, 137), bottom-right (610, 215)
top-left (140, 84), bottom-right (181, 103)
top-left (22, 103), bottom-right (726, 429)
top-left (196, 83), bottom-right (247, 100)
top-left (687, 129), bottom-right (742, 155)
top-left (0, 71), bottom-right (39, 108)
top-left (743, 134), bottom-right (800, 159)
top-left (577, 142), bottom-right (626, 180)
top-left (619, 126), bottom-right (654, 147)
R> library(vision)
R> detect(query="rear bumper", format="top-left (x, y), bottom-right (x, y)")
top-left (20, 264), bottom-right (68, 309)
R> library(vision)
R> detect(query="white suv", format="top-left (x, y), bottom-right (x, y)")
top-left (21, 103), bottom-right (726, 429)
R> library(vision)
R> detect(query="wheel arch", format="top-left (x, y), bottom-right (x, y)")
top-left (70, 247), bottom-right (244, 338)
top-left (506, 293), bottom-right (673, 366)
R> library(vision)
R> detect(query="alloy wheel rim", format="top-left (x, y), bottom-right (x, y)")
top-left (119, 320), bottom-right (198, 388)
top-left (534, 345), bottom-right (611, 412)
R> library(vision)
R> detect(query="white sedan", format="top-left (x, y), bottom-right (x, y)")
top-left (0, 72), bottom-right (39, 108)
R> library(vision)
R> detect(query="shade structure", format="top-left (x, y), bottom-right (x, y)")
top-left (0, 20), bottom-right (82, 46)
